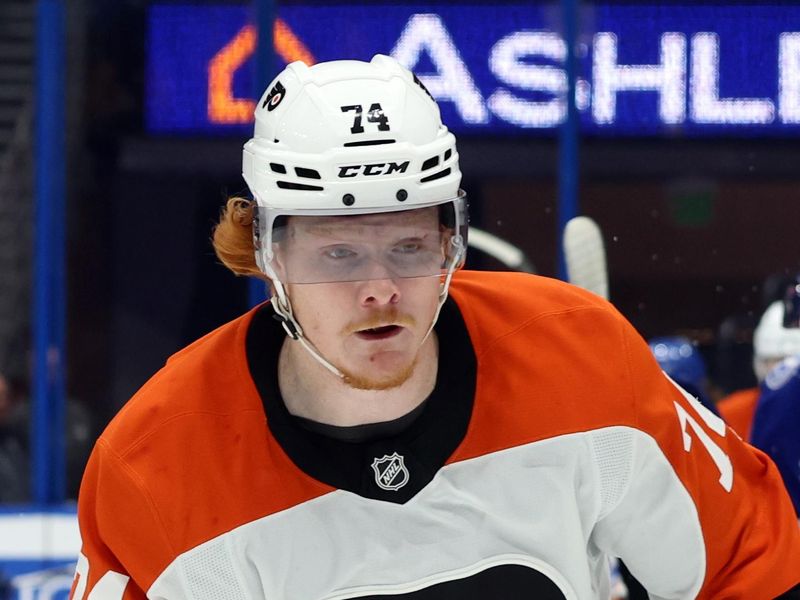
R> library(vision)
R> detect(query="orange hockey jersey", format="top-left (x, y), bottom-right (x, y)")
top-left (70, 271), bottom-right (800, 599)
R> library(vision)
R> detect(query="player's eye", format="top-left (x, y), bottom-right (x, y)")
top-left (393, 241), bottom-right (422, 254)
top-left (323, 246), bottom-right (357, 260)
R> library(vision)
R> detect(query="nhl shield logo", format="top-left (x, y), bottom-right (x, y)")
top-left (371, 452), bottom-right (409, 491)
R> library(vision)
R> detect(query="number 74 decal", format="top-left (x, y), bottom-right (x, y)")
top-left (666, 374), bottom-right (734, 492)
top-left (341, 103), bottom-right (390, 134)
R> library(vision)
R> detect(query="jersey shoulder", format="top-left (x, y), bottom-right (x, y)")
top-left (100, 307), bottom-right (262, 455)
top-left (85, 305), bottom-right (332, 567)
top-left (449, 270), bottom-right (619, 355)
top-left (449, 271), bottom-right (664, 454)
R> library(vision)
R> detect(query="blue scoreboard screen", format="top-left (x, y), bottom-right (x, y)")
top-left (145, 3), bottom-right (800, 137)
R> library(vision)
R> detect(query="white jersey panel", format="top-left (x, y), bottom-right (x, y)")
top-left (148, 427), bottom-right (705, 600)
top-left (592, 430), bottom-right (706, 599)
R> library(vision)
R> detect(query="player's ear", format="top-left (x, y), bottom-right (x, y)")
top-left (440, 229), bottom-right (452, 261)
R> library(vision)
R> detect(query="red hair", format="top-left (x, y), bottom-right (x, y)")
top-left (211, 197), bottom-right (267, 280)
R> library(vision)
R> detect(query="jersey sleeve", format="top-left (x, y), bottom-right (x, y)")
top-left (592, 318), bottom-right (800, 599)
top-left (70, 439), bottom-right (172, 600)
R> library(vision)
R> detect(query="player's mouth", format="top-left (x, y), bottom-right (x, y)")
top-left (354, 324), bottom-right (404, 341)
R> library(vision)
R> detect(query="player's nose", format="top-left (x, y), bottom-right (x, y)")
top-left (358, 275), bottom-right (401, 307)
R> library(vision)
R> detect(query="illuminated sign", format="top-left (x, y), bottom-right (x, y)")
top-left (145, 4), bottom-right (800, 136)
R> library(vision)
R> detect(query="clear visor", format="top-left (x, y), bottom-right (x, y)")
top-left (255, 192), bottom-right (468, 284)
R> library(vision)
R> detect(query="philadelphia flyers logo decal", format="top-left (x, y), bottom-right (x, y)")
top-left (263, 81), bottom-right (286, 111)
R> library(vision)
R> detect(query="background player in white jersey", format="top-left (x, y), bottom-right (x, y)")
top-left (71, 55), bottom-right (800, 600)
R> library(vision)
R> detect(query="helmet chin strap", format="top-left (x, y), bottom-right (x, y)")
top-left (270, 279), bottom-right (345, 379)
top-left (421, 243), bottom-right (464, 345)
top-left (269, 248), bottom-right (462, 383)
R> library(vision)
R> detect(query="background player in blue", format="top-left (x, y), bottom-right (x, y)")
top-left (648, 335), bottom-right (718, 415)
top-left (751, 276), bottom-right (800, 517)
top-left (754, 353), bottom-right (800, 517)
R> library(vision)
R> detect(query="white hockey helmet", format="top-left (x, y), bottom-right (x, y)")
top-left (242, 54), bottom-right (467, 283)
top-left (753, 300), bottom-right (800, 381)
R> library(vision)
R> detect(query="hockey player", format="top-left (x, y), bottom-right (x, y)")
top-left (749, 279), bottom-right (800, 517)
top-left (70, 56), bottom-right (800, 599)
top-left (719, 279), bottom-right (800, 441)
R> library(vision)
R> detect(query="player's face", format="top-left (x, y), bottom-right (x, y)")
top-left (281, 210), bottom-right (443, 390)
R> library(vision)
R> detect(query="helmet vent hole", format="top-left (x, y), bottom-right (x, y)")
top-left (277, 181), bottom-right (324, 191)
top-left (444, 148), bottom-right (452, 161)
top-left (420, 167), bottom-right (451, 184)
top-left (343, 139), bottom-right (396, 147)
top-left (342, 194), bottom-right (355, 206)
top-left (295, 167), bottom-right (321, 179)
top-left (270, 163), bottom-right (287, 174)
top-left (421, 156), bottom-right (439, 171)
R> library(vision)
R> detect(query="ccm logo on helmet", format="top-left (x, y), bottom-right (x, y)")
top-left (338, 161), bottom-right (410, 178)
